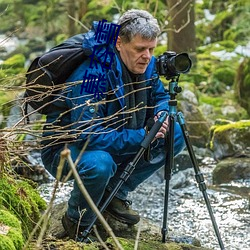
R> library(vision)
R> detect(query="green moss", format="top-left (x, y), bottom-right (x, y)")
top-left (0, 209), bottom-right (24, 249)
top-left (213, 67), bottom-right (235, 86)
top-left (0, 235), bottom-right (16, 250)
top-left (0, 209), bottom-right (21, 229)
top-left (0, 54), bottom-right (26, 86)
top-left (217, 40), bottom-right (237, 51)
top-left (2, 54), bottom-right (25, 69)
top-left (7, 228), bottom-right (24, 249)
top-left (106, 237), bottom-right (207, 250)
top-left (0, 175), bottom-right (47, 239)
top-left (199, 95), bottom-right (224, 107)
top-left (213, 120), bottom-right (250, 133)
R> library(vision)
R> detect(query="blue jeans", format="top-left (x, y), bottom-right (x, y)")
top-left (41, 122), bottom-right (185, 226)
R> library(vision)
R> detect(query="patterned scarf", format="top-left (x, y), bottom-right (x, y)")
top-left (115, 50), bottom-right (147, 129)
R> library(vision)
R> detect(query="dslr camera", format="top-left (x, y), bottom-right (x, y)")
top-left (156, 51), bottom-right (192, 79)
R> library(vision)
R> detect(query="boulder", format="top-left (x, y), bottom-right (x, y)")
top-left (42, 201), bottom-right (211, 250)
top-left (209, 120), bottom-right (250, 160)
top-left (175, 82), bottom-right (211, 148)
top-left (213, 157), bottom-right (250, 184)
top-left (179, 100), bottom-right (211, 148)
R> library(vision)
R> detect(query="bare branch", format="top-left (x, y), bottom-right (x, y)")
top-left (63, 148), bottom-right (124, 250)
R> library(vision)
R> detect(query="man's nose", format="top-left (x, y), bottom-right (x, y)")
top-left (142, 49), bottom-right (151, 59)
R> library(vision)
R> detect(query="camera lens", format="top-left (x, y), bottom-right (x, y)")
top-left (174, 53), bottom-right (192, 73)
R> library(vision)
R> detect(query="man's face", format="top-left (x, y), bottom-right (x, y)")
top-left (116, 35), bottom-right (157, 74)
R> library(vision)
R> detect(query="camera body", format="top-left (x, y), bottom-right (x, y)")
top-left (156, 51), bottom-right (192, 79)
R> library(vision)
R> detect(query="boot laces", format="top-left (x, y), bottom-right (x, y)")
top-left (123, 200), bottom-right (132, 209)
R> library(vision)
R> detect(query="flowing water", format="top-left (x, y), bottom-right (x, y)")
top-left (38, 156), bottom-right (250, 250)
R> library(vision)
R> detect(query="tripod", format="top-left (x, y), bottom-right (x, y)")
top-left (82, 77), bottom-right (225, 250)
top-left (161, 77), bottom-right (225, 249)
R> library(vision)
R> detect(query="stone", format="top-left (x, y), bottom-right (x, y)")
top-left (209, 120), bottom-right (250, 160)
top-left (213, 157), bottom-right (250, 184)
top-left (179, 100), bottom-right (211, 148)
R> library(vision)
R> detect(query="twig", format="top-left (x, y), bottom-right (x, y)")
top-left (68, 14), bottom-right (90, 31)
top-left (134, 218), bottom-right (142, 250)
top-left (93, 225), bottom-right (109, 250)
top-left (61, 148), bottom-right (124, 250)
top-left (22, 154), bottom-right (65, 249)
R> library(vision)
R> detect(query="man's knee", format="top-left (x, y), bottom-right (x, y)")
top-left (77, 150), bottom-right (117, 181)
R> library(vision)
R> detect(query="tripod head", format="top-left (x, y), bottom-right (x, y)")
top-left (168, 76), bottom-right (182, 100)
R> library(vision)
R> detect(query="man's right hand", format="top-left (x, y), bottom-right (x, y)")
top-left (154, 112), bottom-right (169, 139)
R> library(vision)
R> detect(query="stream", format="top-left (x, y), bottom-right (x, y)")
top-left (38, 155), bottom-right (250, 250)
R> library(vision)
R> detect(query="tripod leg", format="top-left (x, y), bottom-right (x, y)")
top-left (162, 114), bottom-right (175, 243)
top-left (177, 112), bottom-right (225, 250)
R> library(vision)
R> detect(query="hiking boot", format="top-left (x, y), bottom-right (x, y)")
top-left (61, 213), bottom-right (97, 243)
top-left (105, 196), bottom-right (140, 225)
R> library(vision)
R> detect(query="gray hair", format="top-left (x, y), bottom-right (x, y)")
top-left (117, 9), bottom-right (160, 43)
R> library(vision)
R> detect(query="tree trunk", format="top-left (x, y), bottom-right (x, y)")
top-left (167, 0), bottom-right (196, 62)
top-left (78, 0), bottom-right (88, 20)
top-left (67, 0), bottom-right (76, 36)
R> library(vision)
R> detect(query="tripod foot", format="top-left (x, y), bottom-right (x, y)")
top-left (161, 227), bottom-right (168, 243)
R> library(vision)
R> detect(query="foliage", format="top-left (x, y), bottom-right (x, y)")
top-left (196, 0), bottom-right (250, 46)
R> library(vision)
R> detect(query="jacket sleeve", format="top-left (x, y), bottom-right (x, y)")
top-left (66, 61), bottom-right (146, 156)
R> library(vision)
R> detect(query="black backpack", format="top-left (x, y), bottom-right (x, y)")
top-left (24, 34), bottom-right (92, 115)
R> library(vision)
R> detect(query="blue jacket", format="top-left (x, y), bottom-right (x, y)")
top-left (44, 22), bottom-right (170, 156)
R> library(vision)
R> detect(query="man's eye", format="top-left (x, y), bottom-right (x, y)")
top-left (136, 48), bottom-right (144, 52)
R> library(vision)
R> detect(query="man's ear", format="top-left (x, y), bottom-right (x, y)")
top-left (116, 36), bottom-right (121, 51)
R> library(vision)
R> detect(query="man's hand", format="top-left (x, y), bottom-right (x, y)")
top-left (154, 111), bottom-right (169, 139)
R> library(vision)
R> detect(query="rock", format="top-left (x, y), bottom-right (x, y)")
top-left (44, 202), bottom-right (212, 250)
top-left (170, 168), bottom-right (193, 189)
top-left (181, 89), bottom-right (199, 105)
top-left (209, 120), bottom-right (250, 160)
top-left (179, 100), bottom-right (211, 148)
top-left (213, 157), bottom-right (250, 184)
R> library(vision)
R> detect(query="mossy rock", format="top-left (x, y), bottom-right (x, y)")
top-left (0, 209), bottom-right (24, 250)
top-left (209, 120), bottom-right (250, 160)
top-left (43, 202), bottom-right (211, 250)
top-left (0, 174), bottom-right (47, 239)
top-left (213, 157), bottom-right (250, 184)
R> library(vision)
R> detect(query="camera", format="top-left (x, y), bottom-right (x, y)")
top-left (156, 51), bottom-right (192, 79)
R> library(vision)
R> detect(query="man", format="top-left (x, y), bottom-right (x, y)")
top-left (41, 9), bottom-right (185, 241)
